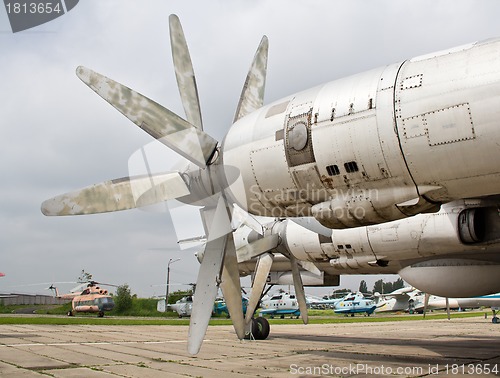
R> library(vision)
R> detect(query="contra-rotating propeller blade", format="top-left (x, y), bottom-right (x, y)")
top-left (245, 252), bottom-right (274, 324)
top-left (41, 172), bottom-right (189, 216)
top-left (76, 66), bottom-right (217, 168)
top-left (188, 196), bottom-right (242, 354)
top-left (220, 232), bottom-right (246, 340)
top-left (289, 253), bottom-right (309, 325)
top-left (233, 35), bottom-right (268, 122)
top-left (423, 293), bottom-right (430, 318)
top-left (445, 297), bottom-right (451, 320)
top-left (169, 14), bottom-right (203, 130)
top-left (187, 28), bottom-right (270, 354)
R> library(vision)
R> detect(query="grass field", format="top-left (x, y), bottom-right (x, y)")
top-left (0, 309), bottom-right (487, 326)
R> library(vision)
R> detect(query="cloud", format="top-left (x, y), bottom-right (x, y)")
top-left (1, 0), bottom-right (500, 297)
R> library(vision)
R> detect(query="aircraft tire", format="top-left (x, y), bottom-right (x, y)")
top-left (67, 311), bottom-right (73, 316)
top-left (244, 318), bottom-right (259, 340)
top-left (98, 311), bottom-right (104, 317)
top-left (493, 316), bottom-right (498, 324)
top-left (255, 317), bottom-right (270, 340)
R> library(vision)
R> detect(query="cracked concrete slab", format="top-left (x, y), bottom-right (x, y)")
top-left (0, 317), bottom-right (498, 377)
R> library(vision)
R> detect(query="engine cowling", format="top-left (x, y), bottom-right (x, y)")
top-left (399, 258), bottom-right (500, 297)
top-left (458, 208), bottom-right (486, 244)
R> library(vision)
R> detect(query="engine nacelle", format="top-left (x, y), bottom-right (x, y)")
top-left (399, 259), bottom-right (500, 297)
top-left (263, 271), bottom-right (339, 286)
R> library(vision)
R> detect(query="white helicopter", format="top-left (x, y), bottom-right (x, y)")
top-left (259, 292), bottom-right (301, 319)
top-left (42, 14), bottom-right (500, 354)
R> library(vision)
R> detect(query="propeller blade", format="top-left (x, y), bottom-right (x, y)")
top-left (236, 234), bottom-right (279, 263)
top-left (169, 14), bottom-right (203, 130)
top-left (41, 172), bottom-right (189, 216)
top-left (291, 218), bottom-right (332, 238)
top-left (231, 205), bottom-right (264, 235)
top-left (76, 66), bottom-right (218, 168)
top-left (188, 196), bottom-right (233, 354)
top-left (446, 297), bottom-right (450, 320)
top-left (188, 234), bottom-right (226, 355)
top-left (245, 252), bottom-right (273, 324)
top-left (423, 293), bottom-right (430, 318)
top-left (220, 233), bottom-right (245, 339)
top-left (298, 260), bottom-right (321, 276)
top-left (289, 253), bottom-right (308, 325)
top-left (233, 35), bottom-right (268, 122)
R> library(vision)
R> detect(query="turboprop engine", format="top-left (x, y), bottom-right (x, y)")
top-left (41, 13), bottom-right (500, 354)
top-left (232, 200), bottom-right (500, 298)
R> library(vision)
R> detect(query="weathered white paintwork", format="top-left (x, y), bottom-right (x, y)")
top-left (236, 199), bottom-right (500, 297)
top-left (223, 39), bottom-right (500, 228)
top-left (42, 15), bottom-right (500, 353)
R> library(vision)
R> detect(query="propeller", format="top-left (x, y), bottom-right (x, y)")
top-left (42, 13), bottom-right (315, 354)
top-left (445, 297), bottom-right (451, 320)
top-left (422, 293), bottom-right (451, 320)
top-left (41, 14), bottom-right (269, 355)
top-left (238, 219), bottom-right (318, 328)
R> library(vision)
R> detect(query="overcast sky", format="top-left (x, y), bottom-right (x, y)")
top-left (2, 1), bottom-right (500, 298)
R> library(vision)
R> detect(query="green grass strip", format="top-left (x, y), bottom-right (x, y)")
top-left (0, 311), bottom-right (486, 326)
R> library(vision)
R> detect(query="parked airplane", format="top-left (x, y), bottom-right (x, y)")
top-left (308, 292), bottom-right (376, 316)
top-left (333, 292), bottom-right (376, 316)
top-left (159, 294), bottom-right (249, 318)
top-left (259, 292), bottom-right (301, 318)
top-left (375, 288), bottom-right (500, 323)
top-left (213, 296), bottom-right (249, 318)
top-left (412, 292), bottom-right (500, 322)
top-left (42, 14), bottom-right (500, 354)
top-left (49, 281), bottom-right (115, 317)
top-left (374, 287), bottom-right (417, 313)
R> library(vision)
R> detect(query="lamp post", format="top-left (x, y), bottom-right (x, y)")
top-left (165, 258), bottom-right (180, 306)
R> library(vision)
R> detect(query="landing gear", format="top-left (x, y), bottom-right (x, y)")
top-left (244, 317), bottom-right (270, 340)
top-left (67, 310), bottom-right (73, 316)
top-left (98, 311), bottom-right (104, 317)
top-left (492, 308), bottom-right (499, 324)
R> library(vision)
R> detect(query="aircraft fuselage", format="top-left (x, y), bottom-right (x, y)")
top-left (223, 39), bottom-right (500, 228)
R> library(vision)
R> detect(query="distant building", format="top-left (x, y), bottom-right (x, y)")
top-left (0, 293), bottom-right (70, 305)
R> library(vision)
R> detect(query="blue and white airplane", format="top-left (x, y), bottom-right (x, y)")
top-left (259, 292), bottom-right (301, 318)
top-left (331, 292), bottom-right (377, 316)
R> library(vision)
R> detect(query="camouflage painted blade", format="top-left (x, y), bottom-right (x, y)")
top-left (245, 252), bottom-right (273, 324)
top-left (188, 196), bottom-right (233, 355)
top-left (233, 36), bottom-right (268, 123)
top-left (220, 232), bottom-right (245, 340)
top-left (298, 260), bottom-right (321, 276)
top-left (289, 253), bottom-right (309, 325)
top-left (169, 14), bottom-right (203, 130)
top-left (41, 172), bottom-right (189, 216)
top-left (236, 234), bottom-right (279, 263)
top-left (188, 234), bottom-right (227, 355)
top-left (76, 66), bottom-right (217, 168)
